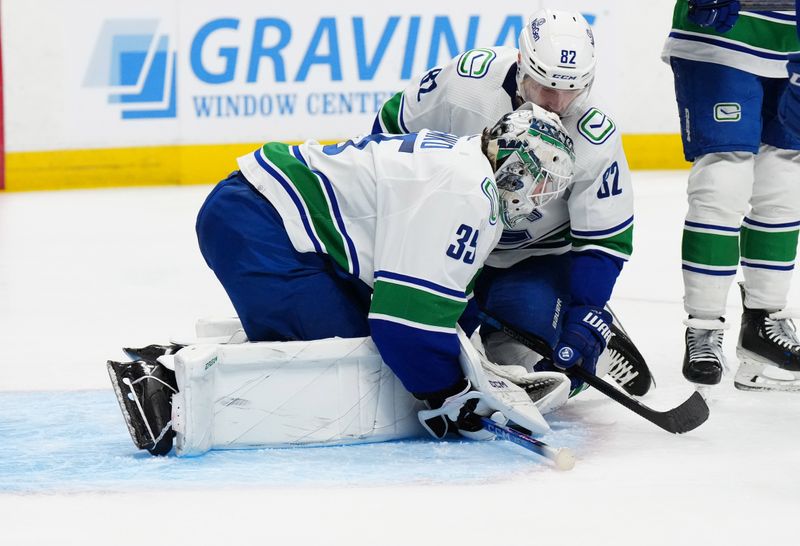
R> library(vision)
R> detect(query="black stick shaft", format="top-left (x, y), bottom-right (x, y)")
top-left (478, 313), bottom-right (709, 434)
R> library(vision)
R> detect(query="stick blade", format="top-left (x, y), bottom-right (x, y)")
top-left (660, 390), bottom-right (710, 434)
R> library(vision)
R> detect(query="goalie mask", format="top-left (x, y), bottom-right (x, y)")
top-left (517, 9), bottom-right (596, 115)
top-left (487, 103), bottom-right (575, 228)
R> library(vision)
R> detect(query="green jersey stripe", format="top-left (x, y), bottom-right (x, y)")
top-left (379, 92), bottom-right (404, 134)
top-left (261, 143), bottom-right (350, 272)
top-left (466, 268), bottom-right (482, 297)
top-left (371, 279), bottom-right (467, 329)
top-left (672, 1), bottom-right (800, 53)
top-left (740, 225), bottom-right (799, 263)
top-left (571, 225), bottom-right (633, 257)
top-left (682, 228), bottom-right (739, 267)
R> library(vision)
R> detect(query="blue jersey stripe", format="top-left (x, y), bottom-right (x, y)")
top-left (374, 270), bottom-right (466, 299)
top-left (253, 149), bottom-right (323, 254)
top-left (743, 217), bottom-right (800, 229)
top-left (685, 220), bottom-right (740, 233)
top-left (291, 146), bottom-right (360, 278)
top-left (741, 261), bottom-right (795, 271)
top-left (746, 11), bottom-right (797, 22)
top-left (682, 264), bottom-right (737, 276)
top-left (668, 31), bottom-right (792, 60)
top-left (572, 216), bottom-right (633, 237)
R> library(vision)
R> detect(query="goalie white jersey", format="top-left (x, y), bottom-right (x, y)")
top-left (374, 46), bottom-right (633, 269)
top-left (236, 130), bottom-right (502, 336)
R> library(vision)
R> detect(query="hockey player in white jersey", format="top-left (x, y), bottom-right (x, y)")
top-left (374, 8), bottom-right (647, 397)
top-left (107, 106), bottom-right (576, 456)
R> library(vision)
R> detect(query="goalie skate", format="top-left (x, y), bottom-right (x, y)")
top-left (107, 359), bottom-right (178, 455)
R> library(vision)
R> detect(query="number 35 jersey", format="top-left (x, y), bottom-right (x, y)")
top-left (236, 131), bottom-right (502, 394)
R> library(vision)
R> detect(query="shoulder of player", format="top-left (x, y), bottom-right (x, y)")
top-left (564, 103), bottom-right (621, 150)
top-left (439, 46), bottom-right (518, 84)
top-left (420, 134), bottom-right (496, 194)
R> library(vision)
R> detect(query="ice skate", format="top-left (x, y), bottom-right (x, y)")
top-left (107, 359), bottom-right (178, 455)
top-left (683, 317), bottom-right (727, 387)
top-left (734, 285), bottom-right (800, 392)
top-left (603, 319), bottom-right (654, 396)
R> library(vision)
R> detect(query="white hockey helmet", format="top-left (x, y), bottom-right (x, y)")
top-left (486, 103), bottom-right (576, 228)
top-left (517, 9), bottom-right (596, 115)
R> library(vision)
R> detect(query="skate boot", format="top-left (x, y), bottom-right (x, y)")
top-left (683, 317), bottom-right (728, 386)
top-left (603, 320), bottom-right (655, 396)
top-left (107, 359), bottom-right (178, 455)
top-left (734, 284), bottom-right (800, 392)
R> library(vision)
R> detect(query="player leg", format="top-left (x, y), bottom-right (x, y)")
top-left (109, 171), bottom-right (372, 455)
top-left (735, 77), bottom-right (800, 391)
top-left (670, 57), bottom-right (761, 386)
top-left (473, 254), bottom-right (651, 397)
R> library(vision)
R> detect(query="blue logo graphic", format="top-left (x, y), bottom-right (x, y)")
top-left (558, 346), bottom-right (575, 361)
top-left (84, 20), bottom-right (177, 119)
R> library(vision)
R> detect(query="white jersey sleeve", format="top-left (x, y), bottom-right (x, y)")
top-left (373, 47), bottom-right (520, 137)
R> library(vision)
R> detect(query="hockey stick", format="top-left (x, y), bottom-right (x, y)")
top-left (479, 417), bottom-right (576, 470)
top-left (740, 1), bottom-right (793, 9)
top-left (478, 312), bottom-right (710, 434)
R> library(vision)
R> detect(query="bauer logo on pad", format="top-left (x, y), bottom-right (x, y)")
top-left (713, 103), bottom-right (741, 122)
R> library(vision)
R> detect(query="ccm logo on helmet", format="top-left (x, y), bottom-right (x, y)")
top-left (553, 74), bottom-right (578, 80)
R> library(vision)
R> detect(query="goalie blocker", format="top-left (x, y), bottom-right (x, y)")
top-left (107, 319), bottom-right (570, 456)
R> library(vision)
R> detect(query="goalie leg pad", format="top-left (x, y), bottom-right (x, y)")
top-left (172, 337), bottom-right (425, 456)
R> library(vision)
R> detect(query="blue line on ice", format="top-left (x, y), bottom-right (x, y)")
top-left (0, 390), bottom-right (585, 493)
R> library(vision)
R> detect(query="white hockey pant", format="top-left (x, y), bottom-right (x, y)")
top-left (683, 147), bottom-right (800, 318)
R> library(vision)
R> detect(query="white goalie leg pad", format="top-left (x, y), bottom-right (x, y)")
top-left (458, 328), bottom-right (551, 436)
top-left (171, 337), bottom-right (425, 456)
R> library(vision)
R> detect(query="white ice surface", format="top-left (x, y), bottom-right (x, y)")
top-left (1, 173), bottom-right (799, 545)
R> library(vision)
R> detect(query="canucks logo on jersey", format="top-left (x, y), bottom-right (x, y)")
top-left (481, 177), bottom-right (500, 225)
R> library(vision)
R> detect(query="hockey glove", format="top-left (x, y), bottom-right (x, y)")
top-left (779, 53), bottom-right (800, 140)
top-left (687, 0), bottom-right (740, 33)
top-left (548, 305), bottom-right (613, 394)
top-left (417, 378), bottom-right (495, 441)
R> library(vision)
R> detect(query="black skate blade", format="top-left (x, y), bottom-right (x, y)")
top-left (106, 360), bottom-right (157, 451)
top-left (122, 344), bottom-right (183, 363)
